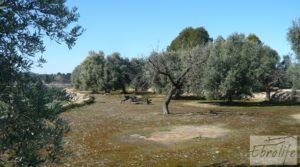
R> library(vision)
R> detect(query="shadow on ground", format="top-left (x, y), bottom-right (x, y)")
top-left (199, 101), bottom-right (300, 107)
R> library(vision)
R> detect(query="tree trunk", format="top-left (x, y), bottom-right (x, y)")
top-left (173, 88), bottom-right (181, 99)
top-left (227, 95), bottom-right (232, 103)
top-left (134, 86), bottom-right (138, 93)
top-left (104, 89), bottom-right (110, 94)
top-left (163, 87), bottom-right (176, 114)
top-left (265, 89), bottom-right (271, 101)
top-left (122, 86), bottom-right (127, 94)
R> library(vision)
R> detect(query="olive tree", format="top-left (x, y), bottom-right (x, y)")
top-left (0, 0), bottom-right (83, 165)
top-left (129, 58), bottom-right (149, 92)
top-left (202, 33), bottom-right (280, 101)
top-left (72, 52), bottom-right (133, 93)
top-left (201, 36), bottom-right (226, 99)
top-left (288, 17), bottom-right (300, 60)
top-left (148, 46), bottom-right (210, 114)
top-left (75, 51), bottom-right (105, 93)
top-left (288, 17), bottom-right (300, 90)
top-left (104, 53), bottom-right (131, 93)
top-left (202, 33), bottom-right (255, 101)
top-left (71, 65), bottom-right (82, 89)
top-left (245, 34), bottom-right (281, 101)
top-left (254, 45), bottom-right (280, 101)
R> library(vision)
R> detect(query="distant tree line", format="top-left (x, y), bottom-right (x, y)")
top-left (72, 21), bottom-right (300, 114)
top-left (34, 73), bottom-right (71, 84)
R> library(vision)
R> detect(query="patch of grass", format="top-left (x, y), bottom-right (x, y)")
top-left (50, 94), bottom-right (300, 166)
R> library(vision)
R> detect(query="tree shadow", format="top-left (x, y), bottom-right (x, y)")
top-left (199, 101), bottom-right (300, 107)
top-left (173, 96), bottom-right (206, 100)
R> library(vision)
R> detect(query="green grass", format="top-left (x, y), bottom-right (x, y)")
top-left (49, 95), bottom-right (300, 166)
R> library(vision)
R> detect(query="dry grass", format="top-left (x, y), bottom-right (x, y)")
top-left (143, 125), bottom-right (230, 143)
top-left (48, 94), bottom-right (300, 166)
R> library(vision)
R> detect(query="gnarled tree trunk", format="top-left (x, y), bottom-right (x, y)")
top-left (148, 47), bottom-right (208, 114)
top-left (173, 88), bottom-right (182, 99)
top-left (163, 87), bottom-right (176, 114)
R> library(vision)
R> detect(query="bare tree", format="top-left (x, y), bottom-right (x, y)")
top-left (148, 45), bottom-right (210, 114)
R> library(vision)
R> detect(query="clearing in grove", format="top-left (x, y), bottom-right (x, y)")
top-left (53, 94), bottom-right (300, 166)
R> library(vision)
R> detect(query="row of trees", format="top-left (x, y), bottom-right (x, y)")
top-left (35, 73), bottom-right (71, 84)
top-left (201, 34), bottom-right (291, 101)
top-left (71, 51), bottom-right (147, 93)
top-left (71, 24), bottom-right (299, 114)
top-left (147, 33), bottom-right (293, 113)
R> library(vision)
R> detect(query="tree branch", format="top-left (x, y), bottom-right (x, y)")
top-left (148, 58), bottom-right (177, 86)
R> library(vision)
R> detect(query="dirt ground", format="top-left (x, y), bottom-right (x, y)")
top-left (291, 114), bottom-right (300, 123)
top-left (142, 125), bottom-right (229, 143)
top-left (51, 95), bottom-right (300, 166)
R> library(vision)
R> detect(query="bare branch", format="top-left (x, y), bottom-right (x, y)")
top-left (148, 57), bottom-right (177, 86)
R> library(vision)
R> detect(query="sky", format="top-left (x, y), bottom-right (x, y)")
top-left (32, 0), bottom-right (300, 74)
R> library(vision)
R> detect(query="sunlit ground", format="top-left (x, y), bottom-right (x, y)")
top-left (49, 94), bottom-right (300, 166)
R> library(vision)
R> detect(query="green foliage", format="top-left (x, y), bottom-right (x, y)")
top-left (202, 33), bottom-right (280, 101)
top-left (37, 73), bottom-right (71, 84)
top-left (156, 26), bottom-right (212, 95)
top-left (253, 45), bottom-right (280, 91)
top-left (246, 33), bottom-right (262, 44)
top-left (288, 64), bottom-right (300, 90)
top-left (104, 53), bottom-right (130, 92)
top-left (288, 17), bottom-right (300, 60)
top-left (0, 0), bottom-right (82, 165)
top-left (71, 65), bottom-right (82, 90)
top-left (0, 78), bottom-right (70, 166)
top-left (71, 51), bottom-right (142, 93)
top-left (287, 17), bottom-right (300, 90)
top-left (79, 51), bottom-right (105, 92)
top-left (127, 58), bottom-right (149, 91)
top-left (168, 27), bottom-right (211, 51)
top-left (148, 45), bottom-right (210, 94)
top-left (220, 33), bottom-right (254, 100)
top-left (151, 51), bottom-right (184, 93)
top-left (277, 55), bottom-right (293, 89)
top-left (202, 36), bottom-right (226, 99)
top-left (203, 34), bottom-right (251, 100)
top-left (0, 0), bottom-right (83, 60)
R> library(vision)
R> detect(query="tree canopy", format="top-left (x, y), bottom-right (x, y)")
top-left (148, 45), bottom-right (210, 114)
top-left (288, 17), bottom-right (300, 60)
top-left (168, 27), bottom-right (211, 51)
top-left (201, 33), bottom-right (280, 101)
top-left (71, 51), bottom-right (145, 93)
top-left (288, 17), bottom-right (300, 90)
